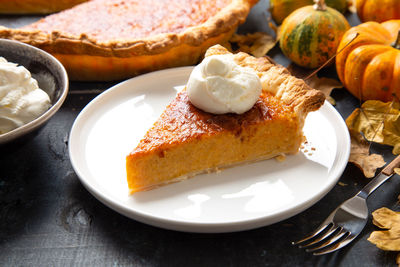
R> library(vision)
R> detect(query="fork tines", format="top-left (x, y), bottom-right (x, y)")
top-left (292, 223), bottom-right (355, 255)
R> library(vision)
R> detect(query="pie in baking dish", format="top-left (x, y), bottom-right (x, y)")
top-left (125, 45), bottom-right (325, 194)
top-left (0, 0), bottom-right (258, 81)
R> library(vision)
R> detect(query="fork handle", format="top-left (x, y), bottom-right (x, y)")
top-left (357, 155), bottom-right (400, 199)
top-left (382, 154), bottom-right (400, 176)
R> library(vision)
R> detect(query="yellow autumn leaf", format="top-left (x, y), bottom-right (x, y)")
top-left (268, 20), bottom-right (281, 41)
top-left (346, 100), bottom-right (400, 155)
top-left (372, 207), bottom-right (400, 229)
top-left (229, 32), bottom-right (278, 57)
top-left (368, 207), bottom-right (400, 251)
top-left (382, 105), bottom-right (400, 155)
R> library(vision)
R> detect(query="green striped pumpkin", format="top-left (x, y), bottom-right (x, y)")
top-left (279, 0), bottom-right (350, 68)
top-left (270, 0), bottom-right (348, 25)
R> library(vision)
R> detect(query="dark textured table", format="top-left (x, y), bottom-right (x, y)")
top-left (1, 1), bottom-right (399, 266)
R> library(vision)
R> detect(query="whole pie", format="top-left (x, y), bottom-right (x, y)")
top-left (0, 0), bottom-right (257, 81)
top-left (126, 45), bottom-right (325, 194)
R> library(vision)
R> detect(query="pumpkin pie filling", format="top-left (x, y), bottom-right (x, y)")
top-left (133, 91), bottom-right (293, 155)
top-left (23, 0), bottom-right (231, 41)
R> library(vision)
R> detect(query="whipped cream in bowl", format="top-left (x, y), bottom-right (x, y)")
top-left (187, 54), bottom-right (262, 114)
top-left (0, 57), bottom-right (51, 134)
top-left (0, 39), bottom-right (68, 145)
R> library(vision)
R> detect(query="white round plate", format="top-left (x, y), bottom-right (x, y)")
top-left (69, 67), bottom-right (350, 233)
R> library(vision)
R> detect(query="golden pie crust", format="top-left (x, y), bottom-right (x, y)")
top-left (126, 45), bottom-right (325, 194)
top-left (0, 0), bottom-right (258, 81)
top-left (0, 0), bottom-right (88, 14)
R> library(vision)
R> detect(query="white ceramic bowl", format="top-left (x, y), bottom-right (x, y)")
top-left (0, 39), bottom-right (68, 144)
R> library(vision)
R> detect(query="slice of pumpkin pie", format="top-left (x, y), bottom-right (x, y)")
top-left (126, 45), bottom-right (325, 194)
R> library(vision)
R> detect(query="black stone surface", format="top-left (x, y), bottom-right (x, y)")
top-left (1, 1), bottom-right (399, 266)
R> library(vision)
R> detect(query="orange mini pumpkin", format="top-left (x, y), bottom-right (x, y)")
top-left (356, 0), bottom-right (400, 23)
top-left (336, 20), bottom-right (400, 101)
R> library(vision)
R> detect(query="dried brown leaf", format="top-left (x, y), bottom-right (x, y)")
top-left (372, 207), bottom-right (400, 229)
top-left (368, 207), bottom-right (400, 251)
top-left (307, 76), bottom-right (343, 105)
top-left (229, 32), bottom-right (278, 57)
top-left (348, 131), bottom-right (386, 178)
top-left (287, 63), bottom-right (343, 105)
top-left (346, 100), bottom-right (400, 155)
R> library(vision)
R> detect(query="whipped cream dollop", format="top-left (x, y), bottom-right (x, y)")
top-left (0, 57), bottom-right (51, 134)
top-left (187, 54), bottom-right (262, 114)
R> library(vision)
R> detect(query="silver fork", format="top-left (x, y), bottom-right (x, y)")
top-left (293, 154), bottom-right (400, 255)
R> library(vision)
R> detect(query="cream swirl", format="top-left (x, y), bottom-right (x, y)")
top-left (187, 54), bottom-right (261, 114)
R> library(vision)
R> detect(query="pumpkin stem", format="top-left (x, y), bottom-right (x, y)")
top-left (392, 30), bottom-right (400, 50)
top-left (313, 0), bottom-right (327, 11)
